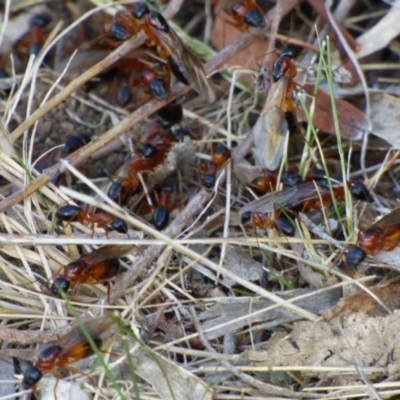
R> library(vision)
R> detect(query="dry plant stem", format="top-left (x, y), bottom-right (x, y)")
top-left (0, 33), bottom-right (255, 213)
top-left (189, 307), bottom-right (318, 399)
top-left (0, 324), bottom-right (71, 345)
top-left (299, 213), bottom-right (344, 250)
top-left (333, 0), bottom-right (357, 22)
top-left (366, 149), bottom-right (400, 189)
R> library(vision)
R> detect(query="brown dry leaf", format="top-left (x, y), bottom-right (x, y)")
top-left (321, 283), bottom-right (400, 320)
top-left (134, 348), bottom-right (214, 400)
top-left (245, 311), bottom-right (400, 384)
top-left (296, 85), bottom-right (369, 140)
top-left (211, 11), bottom-right (267, 81)
top-left (369, 92), bottom-right (400, 147)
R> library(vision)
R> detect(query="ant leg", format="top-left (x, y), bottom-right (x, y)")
top-left (106, 281), bottom-right (111, 304)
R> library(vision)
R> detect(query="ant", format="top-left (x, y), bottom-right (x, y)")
top-left (242, 210), bottom-right (295, 237)
top-left (157, 102), bottom-right (183, 128)
top-left (240, 179), bottom-right (371, 216)
top-left (198, 143), bottom-right (231, 189)
top-left (129, 67), bottom-right (167, 101)
top-left (346, 207), bottom-right (400, 268)
top-left (22, 316), bottom-right (114, 391)
top-left (151, 184), bottom-right (175, 230)
top-left (56, 205), bottom-right (127, 235)
top-left (50, 244), bottom-right (135, 301)
top-left (34, 133), bottom-right (91, 185)
top-left (112, 58), bottom-right (168, 105)
top-left (63, 133), bottom-right (91, 154)
top-left (231, 0), bottom-right (266, 29)
top-left (107, 4), bottom-right (214, 102)
top-left (108, 130), bottom-right (181, 204)
top-left (15, 14), bottom-right (51, 59)
top-left (247, 170), bottom-right (305, 196)
top-left (253, 48), bottom-right (300, 171)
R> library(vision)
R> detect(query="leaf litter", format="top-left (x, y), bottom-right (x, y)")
top-left (2, 0), bottom-right (400, 399)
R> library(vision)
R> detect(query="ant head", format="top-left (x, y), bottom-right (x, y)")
top-left (106, 22), bottom-right (131, 42)
top-left (147, 12), bottom-right (169, 33)
top-left (160, 184), bottom-right (173, 193)
top-left (55, 205), bottom-right (80, 222)
top-left (138, 143), bottom-right (158, 158)
top-left (278, 46), bottom-right (296, 59)
top-left (350, 182), bottom-right (372, 202)
top-left (157, 103), bottom-right (183, 128)
top-left (152, 206), bottom-right (169, 230)
top-left (132, 3), bottom-right (150, 19)
top-left (108, 181), bottom-right (125, 203)
top-left (63, 133), bottom-right (90, 154)
top-left (29, 14), bottom-right (51, 28)
top-left (203, 173), bottom-right (216, 189)
top-left (22, 366), bottom-right (42, 388)
top-left (281, 171), bottom-right (303, 186)
top-left (110, 217), bottom-right (128, 234)
top-left (243, 10), bottom-right (265, 28)
top-left (275, 217), bottom-right (295, 237)
top-left (116, 85), bottom-right (133, 107)
top-left (346, 246), bottom-right (366, 268)
top-left (241, 211), bottom-right (252, 224)
top-left (50, 277), bottom-right (70, 297)
top-left (170, 127), bottom-right (189, 141)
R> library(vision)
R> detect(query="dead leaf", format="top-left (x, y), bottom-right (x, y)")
top-left (296, 85), bottom-right (369, 140)
top-left (322, 283), bottom-right (400, 320)
top-left (211, 11), bottom-right (267, 83)
top-left (245, 311), bottom-right (400, 384)
top-left (369, 92), bottom-right (400, 147)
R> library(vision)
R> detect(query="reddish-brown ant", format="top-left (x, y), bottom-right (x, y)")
top-left (242, 210), bottom-right (295, 237)
top-left (240, 179), bottom-right (371, 216)
top-left (108, 130), bottom-right (181, 204)
top-left (22, 316), bottom-right (114, 390)
top-left (253, 48), bottom-right (300, 171)
top-left (56, 205), bottom-right (127, 234)
top-left (107, 4), bottom-right (214, 102)
top-left (231, 0), bottom-right (266, 29)
top-left (111, 58), bottom-right (168, 104)
top-left (151, 184), bottom-right (175, 230)
top-left (50, 244), bottom-right (135, 300)
top-left (198, 143), bottom-right (231, 189)
top-left (15, 14), bottom-right (51, 58)
top-left (346, 207), bottom-right (400, 268)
